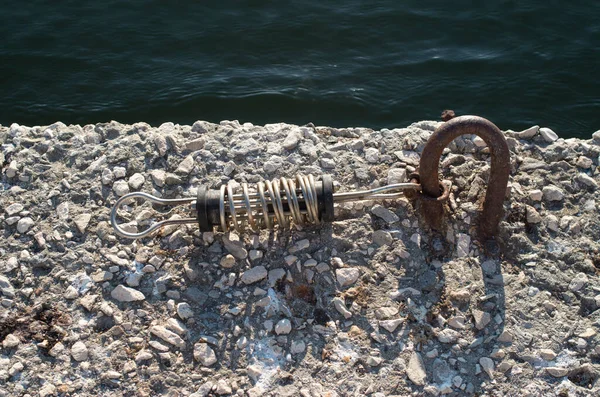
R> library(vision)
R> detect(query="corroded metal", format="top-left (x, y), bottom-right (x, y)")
top-left (418, 116), bottom-right (510, 239)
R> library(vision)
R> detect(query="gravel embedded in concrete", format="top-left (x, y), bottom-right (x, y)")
top-left (0, 119), bottom-right (599, 396)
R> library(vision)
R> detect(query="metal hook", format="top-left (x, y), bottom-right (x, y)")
top-left (416, 115), bottom-right (511, 239)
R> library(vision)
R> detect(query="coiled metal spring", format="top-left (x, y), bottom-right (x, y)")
top-left (111, 173), bottom-right (447, 239)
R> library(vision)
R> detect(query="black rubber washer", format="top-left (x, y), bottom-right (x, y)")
top-left (196, 186), bottom-right (211, 232)
top-left (319, 174), bottom-right (334, 222)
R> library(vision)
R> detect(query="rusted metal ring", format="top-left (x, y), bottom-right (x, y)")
top-left (417, 115), bottom-right (510, 239)
top-left (407, 173), bottom-right (451, 202)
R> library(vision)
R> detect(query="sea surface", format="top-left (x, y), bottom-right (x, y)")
top-left (1, 0), bottom-right (599, 138)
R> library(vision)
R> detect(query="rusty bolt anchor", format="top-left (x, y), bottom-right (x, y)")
top-left (416, 115), bottom-right (510, 240)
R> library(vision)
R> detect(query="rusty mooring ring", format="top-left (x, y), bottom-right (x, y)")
top-left (417, 115), bottom-right (511, 239)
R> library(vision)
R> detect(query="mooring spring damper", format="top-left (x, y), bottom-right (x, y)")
top-left (413, 115), bottom-right (511, 239)
top-left (110, 174), bottom-right (451, 239)
top-left (110, 115), bottom-right (508, 240)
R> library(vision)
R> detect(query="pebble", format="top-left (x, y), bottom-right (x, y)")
top-left (387, 168), bottom-right (407, 184)
top-left (371, 205), bottom-right (399, 224)
top-left (249, 250), bottom-right (263, 261)
top-left (569, 272), bottom-right (588, 292)
top-left (575, 173), bottom-right (597, 188)
top-left (282, 129), bottom-right (301, 150)
top-left (128, 173), bottom-right (145, 190)
top-left (16, 217), bottom-right (34, 233)
top-left (176, 155), bottom-right (195, 174)
top-left (215, 380), bottom-right (232, 395)
top-left (71, 341), bottom-right (89, 361)
top-left (542, 185), bottom-right (564, 201)
top-left (192, 382), bottom-right (214, 397)
top-left (479, 357), bottom-right (494, 378)
top-left (241, 266), bottom-right (268, 285)
top-left (220, 254), bottom-right (236, 268)
top-left (275, 319), bottom-right (292, 335)
top-left (111, 284), bottom-right (145, 302)
top-left (113, 180), bottom-right (130, 196)
top-left (526, 206), bottom-right (542, 224)
top-left (177, 302), bottom-right (194, 319)
top-left (194, 343), bottom-right (217, 366)
top-left (39, 383), bottom-right (57, 397)
top-left (365, 147), bottom-right (380, 163)
top-left (5, 203), bottom-right (24, 216)
top-left (0, 276), bottom-right (15, 298)
top-left (472, 309), bottom-right (491, 330)
top-left (332, 297), bottom-right (352, 319)
top-left (335, 267), bottom-right (360, 287)
top-left (372, 230), bottom-right (393, 246)
top-left (456, 233), bottom-right (470, 257)
top-left (74, 214), bottom-right (92, 233)
top-left (437, 328), bottom-right (459, 343)
top-left (539, 349), bottom-right (557, 361)
top-left (379, 319), bottom-right (403, 332)
top-left (407, 351), bottom-right (427, 386)
top-left (546, 367), bottom-right (568, 377)
top-left (150, 326), bottom-right (186, 349)
top-left (101, 168), bottom-right (114, 185)
top-left (539, 127), bottom-right (558, 142)
top-left (529, 189), bottom-right (543, 201)
top-left (291, 340), bottom-right (306, 354)
top-left (223, 235), bottom-right (248, 259)
top-left (2, 334), bottom-right (20, 348)
top-left (517, 125), bottom-right (539, 139)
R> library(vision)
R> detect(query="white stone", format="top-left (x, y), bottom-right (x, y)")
top-left (473, 136), bottom-right (487, 147)
top-left (373, 230), bottom-right (393, 246)
top-left (542, 185), bottom-right (564, 201)
top-left (332, 297), bottom-right (352, 319)
top-left (526, 206), bottom-right (542, 224)
top-left (517, 125), bottom-right (539, 139)
top-left (241, 266), bottom-right (267, 284)
top-left (372, 205), bottom-right (399, 224)
top-left (456, 233), bottom-right (470, 257)
top-left (282, 130), bottom-right (301, 150)
top-left (275, 319), bottom-right (292, 335)
top-left (39, 383), bottom-right (57, 397)
top-left (71, 341), bottom-right (89, 361)
top-left (472, 309), bottom-right (491, 330)
top-left (74, 214), bottom-right (92, 233)
top-left (128, 173), bottom-right (145, 190)
top-left (215, 379), bottom-right (232, 395)
top-left (111, 285), bottom-right (145, 302)
top-left (177, 302), bottom-right (194, 319)
top-left (539, 127), bottom-right (558, 142)
top-left (407, 351), bottom-right (427, 386)
top-left (437, 328), bottom-right (459, 343)
top-left (5, 203), bottom-right (24, 216)
top-left (150, 326), bottom-right (186, 349)
top-left (379, 318), bottom-right (404, 332)
top-left (365, 147), bottom-right (380, 163)
top-left (2, 334), bottom-right (20, 348)
top-left (529, 189), bottom-right (543, 201)
top-left (576, 173), bottom-right (597, 188)
top-left (540, 349), bottom-right (557, 361)
top-left (479, 357), bottom-right (494, 378)
top-left (291, 340), bottom-right (306, 354)
top-left (546, 367), bottom-right (568, 377)
top-left (336, 268), bottom-right (360, 287)
top-left (16, 217), bottom-right (34, 233)
top-left (387, 168), bottom-right (407, 184)
top-left (113, 166), bottom-right (126, 179)
top-left (113, 180), bottom-right (130, 197)
top-left (6, 160), bottom-right (18, 178)
top-left (101, 168), bottom-right (114, 185)
top-left (569, 272), bottom-right (588, 292)
top-left (176, 155), bottom-right (195, 174)
top-left (194, 343), bottom-right (217, 366)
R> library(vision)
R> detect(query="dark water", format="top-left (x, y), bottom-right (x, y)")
top-left (1, 1), bottom-right (599, 138)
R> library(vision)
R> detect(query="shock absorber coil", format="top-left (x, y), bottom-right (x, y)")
top-left (111, 173), bottom-right (437, 239)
